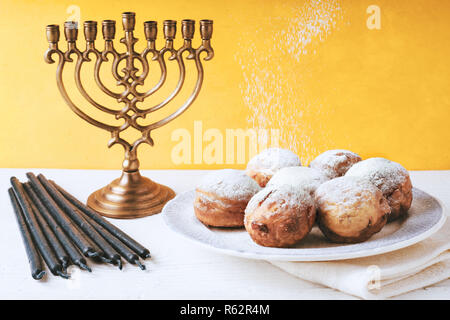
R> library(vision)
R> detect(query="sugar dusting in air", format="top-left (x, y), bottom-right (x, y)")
top-left (235, 0), bottom-right (345, 165)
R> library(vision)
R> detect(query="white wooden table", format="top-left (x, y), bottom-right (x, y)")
top-left (0, 169), bottom-right (449, 300)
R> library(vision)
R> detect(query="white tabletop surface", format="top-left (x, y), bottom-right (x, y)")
top-left (0, 168), bottom-right (449, 300)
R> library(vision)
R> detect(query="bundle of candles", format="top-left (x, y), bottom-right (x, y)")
top-left (8, 172), bottom-right (151, 280)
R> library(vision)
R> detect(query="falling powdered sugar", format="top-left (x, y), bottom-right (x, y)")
top-left (235, 0), bottom-right (345, 164)
top-left (282, 0), bottom-right (343, 61)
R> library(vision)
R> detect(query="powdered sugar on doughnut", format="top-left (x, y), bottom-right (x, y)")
top-left (315, 176), bottom-right (381, 207)
top-left (246, 148), bottom-right (301, 175)
top-left (246, 183), bottom-right (313, 216)
top-left (267, 166), bottom-right (328, 194)
top-left (196, 169), bottom-right (261, 201)
top-left (345, 157), bottom-right (410, 195)
top-left (309, 149), bottom-right (362, 179)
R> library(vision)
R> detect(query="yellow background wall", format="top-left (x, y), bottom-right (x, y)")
top-left (0, 0), bottom-right (449, 170)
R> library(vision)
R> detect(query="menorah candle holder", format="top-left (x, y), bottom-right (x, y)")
top-left (44, 12), bottom-right (214, 219)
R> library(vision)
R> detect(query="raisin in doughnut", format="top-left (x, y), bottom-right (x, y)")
top-left (315, 176), bottom-right (390, 243)
top-left (309, 149), bottom-right (362, 179)
top-left (194, 169), bottom-right (261, 227)
top-left (246, 148), bottom-right (301, 187)
top-left (345, 157), bottom-right (412, 222)
top-left (244, 184), bottom-right (316, 247)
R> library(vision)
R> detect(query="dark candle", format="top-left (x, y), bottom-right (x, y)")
top-left (36, 173), bottom-right (122, 268)
top-left (10, 177), bottom-right (69, 279)
top-left (52, 180), bottom-right (151, 259)
top-left (24, 183), bottom-right (91, 272)
top-left (8, 188), bottom-right (46, 280)
top-left (26, 173), bottom-right (101, 259)
top-left (83, 210), bottom-right (146, 270)
top-left (23, 183), bottom-right (70, 270)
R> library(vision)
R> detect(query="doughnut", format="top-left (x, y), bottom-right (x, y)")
top-left (309, 149), bottom-right (362, 179)
top-left (266, 166), bottom-right (328, 196)
top-left (246, 148), bottom-right (301, 187)
top-left (244, 184), bottom-right (316, 247)
top-left (194, 169), bottom-right (261, 227)
top-left (315, 176), bottom-right (390, 243)
top-left (345, 157), bottom-right (412, 222)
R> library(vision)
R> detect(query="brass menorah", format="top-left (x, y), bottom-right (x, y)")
top-left (44, 12), bottom-right (213, 219)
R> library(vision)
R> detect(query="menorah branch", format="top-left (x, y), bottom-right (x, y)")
top-left (75, 42), bottom-right (118, 115)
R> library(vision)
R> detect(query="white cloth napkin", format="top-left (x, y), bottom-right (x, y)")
top-left (271, 217), bottom-right (450, 299)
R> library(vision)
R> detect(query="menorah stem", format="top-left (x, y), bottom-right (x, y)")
top-left (122, 149), bottom-right (140, 172)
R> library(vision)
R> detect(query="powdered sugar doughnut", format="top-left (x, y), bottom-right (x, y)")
top-left (309, 149), bottom-right (362, 179)
top-left (194, 169), bottom-right (261, 227)
top-left (244, 184), bottom-right (316, 247)
top-left (345, 157), bottom-right (412, 222)
top-left (315, 176), bottom-right (390, 243)
top-left (267, 166), bottom-right (328, 196)
top-left (246, 148), bottom-right (301, 187)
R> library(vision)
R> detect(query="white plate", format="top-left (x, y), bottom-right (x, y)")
top-left (162, 188), bottom-right (447, 261)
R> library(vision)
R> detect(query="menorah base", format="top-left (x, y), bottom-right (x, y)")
top-left (87, 170), bottom-right (176, 219)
